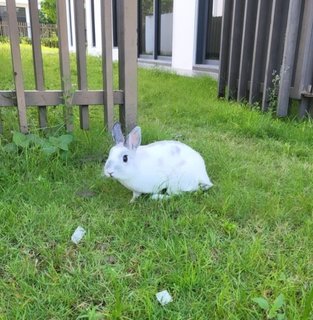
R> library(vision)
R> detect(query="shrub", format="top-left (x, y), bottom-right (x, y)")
top-left (41, 35), bottom-right (58, 48)
top-left (0, 36), bottom-right (9, 43)
top-left (20, 37), bottom-right (32, 45)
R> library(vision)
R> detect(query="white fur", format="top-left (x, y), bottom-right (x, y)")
top-left (104, 123), bottom-right (213, 202)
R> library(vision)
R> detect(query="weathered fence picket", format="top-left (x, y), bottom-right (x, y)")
top-left (74, 0), bottom-right (89, 130)
top-left (117, 0), bottom-right (138, 132)
top-left (0, 0), bottom-right (138, 134)
top-left (57, 0), bottom-right (73, 132)
top-left (101, 0), bottom-right (114, 131)
top-left (29, 0), bottom-right (47, 129)
top-left (6, 0), bottom-right (28, 133)
top-left (0, 21), bottom-right (56, 38)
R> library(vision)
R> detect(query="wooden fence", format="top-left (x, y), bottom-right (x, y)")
top-left (0, 21), bottom-right (57, 38)
top-left (0, 0), bottom-right (137, 134)
top-left (218, 0), bottom-right (313, 117)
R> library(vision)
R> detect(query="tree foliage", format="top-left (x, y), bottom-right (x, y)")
top-left (38, 0), bottom-right (173, 24)
top-left (39, 0), bottom-right (57, 24)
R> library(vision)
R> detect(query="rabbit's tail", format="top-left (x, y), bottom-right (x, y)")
top-left (199, 174), bottom-right (213, 190)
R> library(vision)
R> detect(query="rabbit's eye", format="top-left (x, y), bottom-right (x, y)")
top-left (123, 155), bottom-right (128, 163)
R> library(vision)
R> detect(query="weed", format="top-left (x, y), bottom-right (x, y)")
top-left (268, 70), bottom-right (281, 114)
top-left (6, 131), bottom-right (73, 157)
top-left (252, 294), bottom-right (286, 319)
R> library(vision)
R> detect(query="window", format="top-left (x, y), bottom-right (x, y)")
top-left (196, 0), bottom-right (223, 64)
top-left (0, 6), bottom-right (7, 22)
top-left (158, 0), bottom-right (173, 56)
top-left (16, 7), bottom-right (26, 23)
top-left (138, 0), bottom-right (173, 59)
top-left (90, 0), bottom-right (96, 47)
top-left (0, 6), bottom-right (26, 23)
top-left (68, 0), bottom-right (73, 46)
top-left (112, 0), bottom-right (118, 47)
top-left (138, 0), bottom-right (153, 55)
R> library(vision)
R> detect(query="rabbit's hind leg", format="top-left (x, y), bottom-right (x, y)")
top-left (150, 193), bottom-right (171, 200)
top-left (199, 182), bottom-right (213, 190)
top-left (130, 191), bottom-right (142, 203)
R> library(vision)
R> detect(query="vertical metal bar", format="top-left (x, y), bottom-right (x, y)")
top-left (68, 0), bottom-right (73, 46)
top-left (218, 0), bottom-right (233, 98)
top-left (226, 0), bottom-right (245, 100)
top-left (293, 0), bottom-right (313, 105)
top-left (299, 44), bottom-right (313, 118)
top-left (205, 0), bottom-right (213, 59)
top-left (90, 0), bottom-right (96, 47)
top-left (237, 0), bottom-right (258, 101)
top-left (299, 97), bottom-right (310, 118)
top-left (6, 0), bottom-right (28, 133)
top-left (101, 0), bottom-right (114, 131)
top-left (153, 0), bottom-right (159, 60)
top-left (112, 0), bottom-right (118, 47)
top-left (29, 0), bottom-right (47, 129)
top-left (74, 0), bottom-right (89, 129)
top-left (195, 0), bottom-right (209, 64)
top-left (277, 0), bottom-right (302, 117)
top-left (117, 0), bottom-right (138, 133)
top-left (249, 0), bottom-right (272, 104)
top-left (137, 0), bottom-right (142, 56)
top-left (262, 0), bottom-right (289, 112)
top-left (57, 0), bottom-right (73, 132)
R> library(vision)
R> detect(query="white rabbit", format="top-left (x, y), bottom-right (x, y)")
top-left (104, 122), bottom-right (213, 202)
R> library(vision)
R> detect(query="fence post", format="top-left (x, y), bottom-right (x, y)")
top-left (101, 0), bottom-right (114, 132)
top-left (74, 0), bottom-right (89, 130)
top-left (117, 0), bottom-right (138, 133)
top-left (29, 0), bottom-right (47, 129)
top-left (6, 0), bottom-right (28, 133)
top-left (56, 0), bottom-right (73, 132)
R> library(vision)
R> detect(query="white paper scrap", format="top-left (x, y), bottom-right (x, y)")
top-left (71, 226), bottom-right (86, 244)
top-left (156, 290), bottom-right (173, 305)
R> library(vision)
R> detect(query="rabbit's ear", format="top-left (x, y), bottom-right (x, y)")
top-left (126, 126), bottom-right (141, 150)
top-left (112, 122), bottom-right (125, 145)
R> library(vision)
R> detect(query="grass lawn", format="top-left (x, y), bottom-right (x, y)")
top-left (1, 44), bottom-right (313, 319)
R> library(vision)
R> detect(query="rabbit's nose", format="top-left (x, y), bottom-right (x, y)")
top-left (106, 171), bottom-right (114, 177)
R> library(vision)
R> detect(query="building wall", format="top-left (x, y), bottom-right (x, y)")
top-left (0, 0), bottom-right (31, 37)
top-left (171, 0), bottom-right (198, 71)
top-left (68, 0), bottom-right (118, 60)
top-left (66, 0), bottom-right (223, 76)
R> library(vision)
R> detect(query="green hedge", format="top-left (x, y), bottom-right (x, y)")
top-left (0, 36), bottom-right (9, 43)
top-left (0, 35), bottom-right (58, 48)
top-left (41, 36), bottom-right (58, 48)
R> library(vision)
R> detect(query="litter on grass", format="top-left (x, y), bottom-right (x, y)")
top-left (71, 226), bottom-right (86, 244)
top-left (156, 290), bottom-right (173, 305)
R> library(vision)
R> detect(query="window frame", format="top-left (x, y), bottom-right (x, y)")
top-left (137, 0), bottom-right (173, 60)
top-left (196, 0), bottom-right (223, 65)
